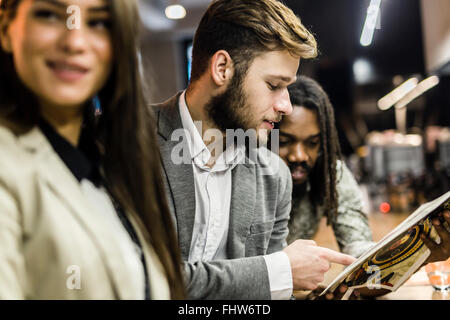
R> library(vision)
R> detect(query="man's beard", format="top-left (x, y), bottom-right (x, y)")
top-left (289, 161), bottom-right (313, 198)
top-left (292, 182), bottom-right (308, 200)
top-left (204, 72), bottom-right (253, 133)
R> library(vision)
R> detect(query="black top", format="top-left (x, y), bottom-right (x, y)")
top-left (39, 120), bottom-right (151, 300)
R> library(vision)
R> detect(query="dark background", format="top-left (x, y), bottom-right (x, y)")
top-left (141, 0), bottom-right (450, 156)
top-left (283, 0), bottom-right (449, 155)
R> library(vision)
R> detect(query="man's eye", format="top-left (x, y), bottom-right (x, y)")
top-left (268, 83), bottom-right (279, 91)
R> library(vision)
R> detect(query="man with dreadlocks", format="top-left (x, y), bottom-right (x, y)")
top-left (279, 76), bottom-right (450, 300)
top-left (279, 76), bottom-right (375, 258)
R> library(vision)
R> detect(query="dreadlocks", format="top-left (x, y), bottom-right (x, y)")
top-left (286, 76), bottom-right (342, 224)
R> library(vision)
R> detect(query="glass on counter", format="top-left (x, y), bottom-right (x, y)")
top-left (425, 258), bottom-right (450, 291)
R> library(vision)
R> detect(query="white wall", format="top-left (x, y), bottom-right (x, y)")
top-left (420, 0), bottom-right (450, 73)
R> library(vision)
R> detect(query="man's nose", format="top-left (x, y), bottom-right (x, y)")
top-left (288, 143), bottom-right (309, 163)
top-left (274, 89), bottom-right (293, 115)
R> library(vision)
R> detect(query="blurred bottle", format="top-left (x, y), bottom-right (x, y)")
top-left (387, 172), bottom-right (416, 213)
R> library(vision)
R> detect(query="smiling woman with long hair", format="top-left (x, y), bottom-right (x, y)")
top-left (0, 0), bottom-right (184, 299)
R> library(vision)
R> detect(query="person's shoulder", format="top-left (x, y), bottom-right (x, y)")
top-left (336, 159), bottom-right (346, 172)
top-left (149, 92), bottom-right (184, 131)
top-left (0, 121), bottom-right (25, 156)
top-left (336, 159), bottom-right (357, 184)
top-left (0, 121), bottom-right (43, 180)
top-left (335, 159), bottom-right (363, 204)
top-left (149, 92), bottom-right (182, 113)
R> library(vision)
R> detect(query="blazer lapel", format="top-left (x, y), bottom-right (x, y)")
top-left (227, 162), bottom-right (257, 258)
top-left (18, 128), bottom-right (137, 299)
top-left (156, 93), bottom-right (196, 260)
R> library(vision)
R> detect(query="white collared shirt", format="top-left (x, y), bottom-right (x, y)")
top-left (179, 91), bottom-right (293, 299)
top-left (179, 91), bottom-right (245, 261)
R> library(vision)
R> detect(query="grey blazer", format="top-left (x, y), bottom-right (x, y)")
top-left (152, 93), bottom-right (293, 299)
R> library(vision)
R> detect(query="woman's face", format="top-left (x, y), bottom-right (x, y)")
top-left (1, 0), bottom-right (112, 111)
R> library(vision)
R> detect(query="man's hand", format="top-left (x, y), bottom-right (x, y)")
top-left (306, 284), bottom-right (362, 300)
top-left (421, 210), bottom-right (450, 264)
top-left (283, 239), bottom-right (356, 291)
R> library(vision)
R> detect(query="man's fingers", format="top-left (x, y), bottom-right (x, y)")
top-left (319, 247), bottom-right (356, 265)
top-left (433, 219), bottom-right (450, 243)
top-left (339, 284), bottom-right (348, 294)
top-left (302, 239), bottom-right (317, 246)
top-left (292, 239), bottom-right (317, 247)
top-left (443, 210), bottom-right (450, 222)
top-left (329, 285), bottom-right (348, 300)
top-left (325, 292), bottom-right (334, 300)
top-left (421, 232), bottom-right (438, 251)
top-left (441, 210), bottom-right (450, 232)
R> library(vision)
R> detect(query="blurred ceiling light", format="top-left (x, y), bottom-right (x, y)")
top-left (353, 58), bottom-right (373, 84)
top-left (360, 0), bottom-right (381, 46)
top-left (165, 4), bottom-right (186, 20)
top-left (377, 77), bottom-right (419, 110)
top-left (139, 0), bottom-right (174, 31)
top-left (395, 75), bottom-right (440, 109)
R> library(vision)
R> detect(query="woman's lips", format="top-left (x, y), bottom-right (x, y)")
top-left (46, 60), bottom-right (89, 82)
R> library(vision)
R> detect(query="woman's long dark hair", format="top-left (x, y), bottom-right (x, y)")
top-left (287, 76), bottom-right (342, 225)
top-left (0, 0), bottom-right (185, 299)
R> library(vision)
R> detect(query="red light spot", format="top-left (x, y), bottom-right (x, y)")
top-left (380, 202), bottom-right (391, 213)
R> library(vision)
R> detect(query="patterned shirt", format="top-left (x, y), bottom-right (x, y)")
top-left (287, 160), bottom-right (376, 258)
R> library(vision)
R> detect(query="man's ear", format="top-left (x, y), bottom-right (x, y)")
top-left (0, 19), bottom-right (12, 53)
top-left (209, 50), bottom-right (234, 87)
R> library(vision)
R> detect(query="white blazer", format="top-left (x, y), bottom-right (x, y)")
top-left (0, 124), bottom-right (171, 299)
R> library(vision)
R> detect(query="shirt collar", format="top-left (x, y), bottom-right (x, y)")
top-left (179, 91), bottom-right (207, 161)
top-left (178, 91), bottom-right (245, 170)
top-left (39, 119), bottom-right (100, 183)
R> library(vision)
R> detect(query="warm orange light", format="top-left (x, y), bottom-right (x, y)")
top-left (380, 202), bottom-right (391, 213)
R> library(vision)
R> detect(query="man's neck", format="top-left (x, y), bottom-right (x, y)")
top-left (185, 85), bottom-right (226, 167)
top-left (185, 85), bottom-right (215, 138)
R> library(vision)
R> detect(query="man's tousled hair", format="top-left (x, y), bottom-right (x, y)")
top-left (190, 0), bottom-right (317, 82)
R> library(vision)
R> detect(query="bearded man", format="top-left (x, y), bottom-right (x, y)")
top-left (151, 0), bottom-right (355, 299)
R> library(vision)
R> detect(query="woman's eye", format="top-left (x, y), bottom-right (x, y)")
top-left (88, 19), bottom-right (111, 30)
top-left (34, 9), bottom-right (60, 22)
